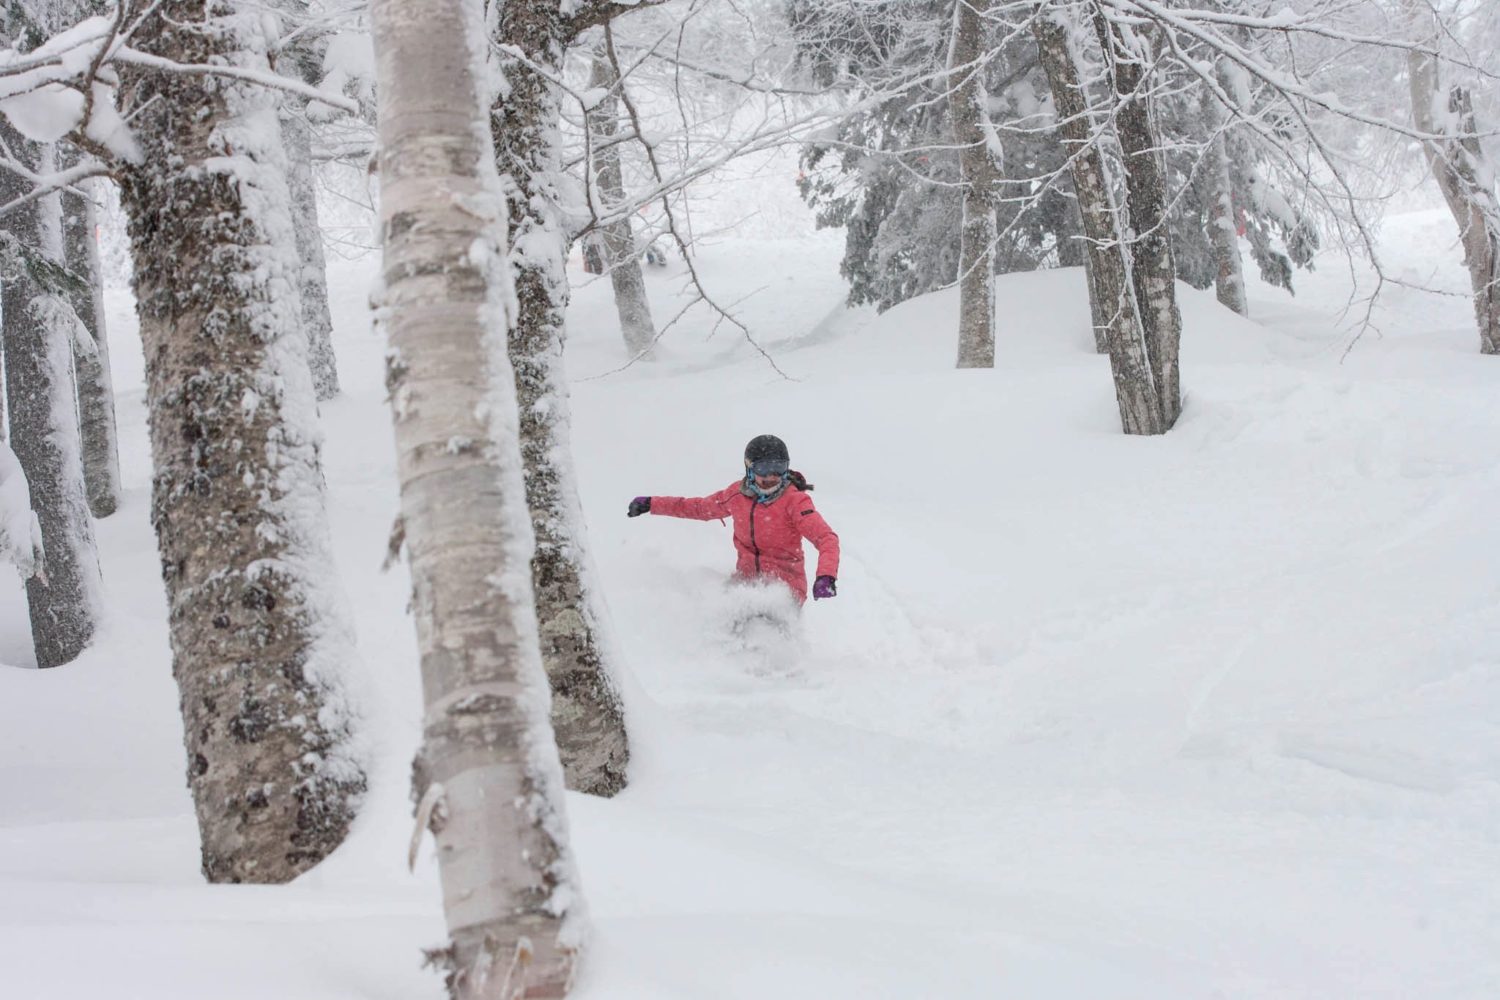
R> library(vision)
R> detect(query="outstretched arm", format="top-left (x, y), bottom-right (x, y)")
top-left (643, 484), bottom-right (738, 522)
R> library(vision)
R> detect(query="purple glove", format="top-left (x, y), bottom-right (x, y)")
top-left (627, 496), bottom-right (651, 517)
top-left (812, 575), bottom-right (837, 600)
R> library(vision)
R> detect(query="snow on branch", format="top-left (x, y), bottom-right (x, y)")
top-left (0, 0), bottom-right (362, 213)
top-left (566, 0), bottom-right (675, 39)
top-left (1103, 0), bottom-right (1500, 144)
top-left (0, 159), bottom-right (110, 220)
top-left (109, 48), bottom-right (360, 115)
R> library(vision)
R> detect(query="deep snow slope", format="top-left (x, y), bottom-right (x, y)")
top-left (1, 210), bottom-right (1497, 999)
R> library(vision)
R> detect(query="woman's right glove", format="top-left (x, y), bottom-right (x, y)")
top-left (627, 496), bottom-right (652, 517)
top-left (812, 575), bottom-right (837, 600)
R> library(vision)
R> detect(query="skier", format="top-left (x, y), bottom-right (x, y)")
top-left (626, 434), bottom-right (839, 604)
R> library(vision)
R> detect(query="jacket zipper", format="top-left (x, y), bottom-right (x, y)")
top-left (748, 498), bottom-right (761, 573)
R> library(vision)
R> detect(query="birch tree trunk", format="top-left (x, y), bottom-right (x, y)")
top-left (279, 0), bottom-right (341, 399)
top-left (371, 0), bottom-right (583, 992)
top-left (587, 40), bottom-right (657, 360)
top-left (492, 2), bottom-right (630, 798)
top-left (1406, 11), bottom-right (1500, 355)
top-left (0, 130), bottom-right (103, 668)
top-left (1033, 5), bottom-right (1163, 431)
top-left (1034, 7), bottom-right (1118, 356)
top-left (948, 0), bottom-right (998, 369)
top-left (62, 177), bottom-right (123, 517)
top-left (114, 0), bottom-right (365, 883)
top-left (1200, 87), bottom-right (1248, 317)
top-left (1094, 6), bottom-right (1182, 433)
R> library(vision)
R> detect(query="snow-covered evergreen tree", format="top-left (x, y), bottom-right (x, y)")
top-left (792, 0), bottom-right (1079, 312)
top-left (1196, 84), bottom-right (1248, 316)
top-left (0, 122), bottom-right (103, 668)
top-left (370, 0), bottom-right (583, 989)
top-left (113, 0), bottom-right (366, 882)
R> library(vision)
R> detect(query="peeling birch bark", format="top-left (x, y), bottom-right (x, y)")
top-left (371, 0), bottom-right (584, 992)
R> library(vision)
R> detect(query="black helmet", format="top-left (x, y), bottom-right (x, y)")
top-left (744, 434), bottom-right (789, 476)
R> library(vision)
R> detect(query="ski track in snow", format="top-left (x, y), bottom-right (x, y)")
top-left (0, 214), bottom-right (1498, 998)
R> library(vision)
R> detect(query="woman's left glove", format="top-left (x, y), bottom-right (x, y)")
top-left (812, 575), bottom-right (837, 600)
top-left (627, 497), bottom-right (652, 517)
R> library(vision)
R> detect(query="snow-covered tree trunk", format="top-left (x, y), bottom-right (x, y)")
top-left (114, 0), bottom-right (365, 883)
top-left (587, 40), bottom-right (656, 360)
top-left (61, 177), bottom-right (122, 517)
top-left (0, 440), bottom-right (45, 581)
top-left (279, 0), bottom-right (341, 399)
top-left (1080, 246), bottom-right (1108, 353)
top-left (492, 2), bottom-right (630, 797)
top-left (1033, 6), bottom-right (1162, 430)
top-left (1406, 12), bottom-right (1500, 355)
top-left (371, 0), bottom-right (583, 991)
top-left (0, 130), bottom-right (102, 668)
top-left (1094, 7), bottom-right (1181, 433)
top-left (1199, 88), bottom-right (1247, 317)
top-left (948, 0), bottom-right (998, 369)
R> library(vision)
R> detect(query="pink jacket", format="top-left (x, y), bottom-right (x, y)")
top-left (650, 482), bottom-right (840, 602)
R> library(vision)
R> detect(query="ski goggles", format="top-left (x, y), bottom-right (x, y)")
top-left (747, 458), bottom-right (789, 478)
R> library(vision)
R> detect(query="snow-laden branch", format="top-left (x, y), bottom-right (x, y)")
top-left (0, 160), bottom-right (111, 219)
top-left (109, 48), bottom-right (359, 115)
top-left (0, 0), bottom-right (360, 200)
top-left (566, 0), bottom-right (675, 38)
top-left (626, 47), bottom-right (828, 97)
top-left (527, 33), bottom-right (964, 238)
top-left (1080, 0), bottom-right (1500, 84)
top-left (1103, 0), bottom-right (1500, 143)
top-left (599, 24), bottom-right (797, 379)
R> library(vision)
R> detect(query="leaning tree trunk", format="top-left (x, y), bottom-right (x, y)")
top-left (1080, 246), bottom-right (1108, 353)
top-left (1034, 6), bottom-right (1111, 354)
top-left (371, 0), bottom-right (583, 993)
top-left (587, 37), bottom-right (657, 360)
top-left (61, 175), bottom-right (123, 517)
top-left (279, 0), bottom-right (341, 399)
top-left (114, 0), bottom-right (365, 883)
top-left (0, 131), bottom-right (103, 668)
top-left (1406, 14), bottom-right (1500, 355)
top-left (1034, 5), bottom-right (1160, 429)
top-left (1094, 5), bottom-right (1181, 433)
top-left (492, 2), bottom-right (630, 798)
top-left (1199, 85), bottom-right (1248, 317)
top-left (948, 0), bottom-right (998, 369)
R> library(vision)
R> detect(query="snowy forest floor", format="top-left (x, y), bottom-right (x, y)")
top-left (2, 208), bottom-right (1498, 998)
